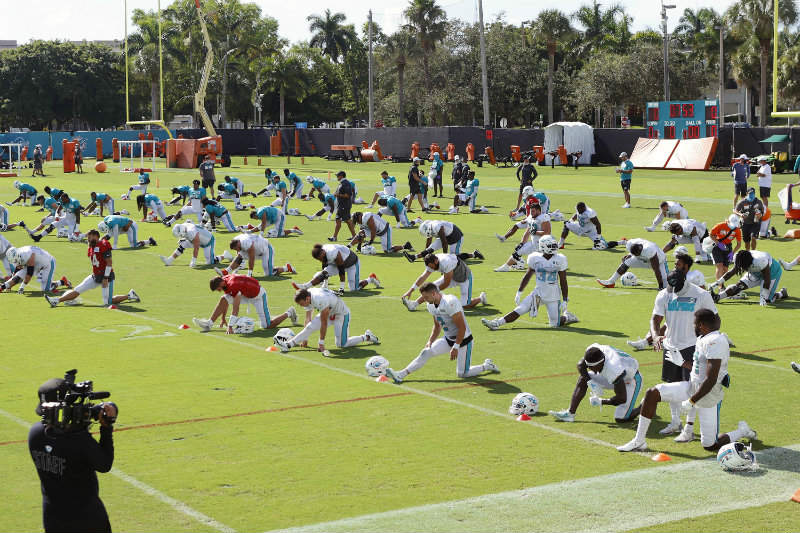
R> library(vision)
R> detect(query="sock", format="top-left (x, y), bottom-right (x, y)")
top-left (685, 406), bottom-right (696, 425)
top-left (609, 271), bottom-right (622, 282)
top-left (496, 317), bottom-right (507, 326)
top-left (789, 259), bottom-right (798, 268)
top-left (558, 237), bottom-right (565, 246)
top-left (343, 335), bottom-right (366, 347)
top-left (669, 402), bottom-right (681, 425)
top-left (725, 428), bottom-right (746, 442)
top-left (635, 415), bottom-right (652, 442)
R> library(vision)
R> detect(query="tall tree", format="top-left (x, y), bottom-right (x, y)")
top-left (726, 0), bottom-right (798, 125)
top-left (533, 9), bottom-right (574, 124)
top-left (572, 1), bottom-right (629, 55)
top-left (266, 47), bottom-right (309, 125)
top-left (383, 32), bottom-right (417, 126)
top-left (403, 0), bottom-right (447, 125)
top-left (307, 9), bottom-right (354, 63)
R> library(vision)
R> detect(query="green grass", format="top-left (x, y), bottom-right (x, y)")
top-left (1, 157), bottom-right (799, 532)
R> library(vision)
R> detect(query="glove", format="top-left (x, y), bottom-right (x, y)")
top-left (17, 286), bottom-right (25, 294)
top-left (665, 347), bottom-right (684, 367)
top-left (589, 396), bottom-right (602, 407)
top-left (515, 291), bottom-right (521, 305)
top-left (716, 241), bottom-right (727, 250)
top-left (681, 398), bottom-right (695, 412)
top-left (335, 288), bottom-right (345, 296)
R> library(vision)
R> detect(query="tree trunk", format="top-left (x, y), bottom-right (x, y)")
top-left (280, 87), bottom-right (285, 125)
top-left (547, 51), bottom-right (554, 124)
top-left (150, 80), bottom-right (159, 120)
top-left (759, 43), bottom-right (768, 126)
top-left (398, 64), bottom-right (405, 127)
top-left (422, 53), bottom-right (431, 126)
top-left (221, 58), bottom-right (228, 128)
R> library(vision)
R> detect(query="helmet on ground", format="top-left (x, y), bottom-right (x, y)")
top-left (360, 244), bottom-right (377, 255)
top-left (266, 228), bottom-right (279, 238)
top-left (717, 442), bottom-right (757, 471)
top-left (509, 392), bottom-right (539, 416)
top-left (419, 220), bottom-right (437, 238)
top-left (592, 238), bottom-right (608, 250)
top-left (521, 185), bottom-right (535, 198)
top-left (273, 327), bottom-right (294, 348)
top-left (621, 272), bottom-right (639, 286)
top-left (97, 221), bottom-right (109, 234)
top-left (6, 246), bottom-right (20, 265)
top-left (701, 237), bottom-right (715, 254)
top-left (538, 235), bottom-right (558, 255)
top-left (231, 316), bottom-right (255, 334)
top-left (727, 214), bottom-right (742, 229)
top-left (674, 245), bottom-right (690, 257)
top-left (306, 175), bottom-right (314, 183)
top-left (365, 355), bottom-right (390, 377)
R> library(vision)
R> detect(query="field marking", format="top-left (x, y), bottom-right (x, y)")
top-left (266, 444), bottom-right (800, 533)
top-left (0, 407), bottom-right (237, 533)
top-left (479, 185), bottom-right (734, 205)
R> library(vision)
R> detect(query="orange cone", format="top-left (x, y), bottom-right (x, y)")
top-left (376, 375), bottom-right (390, 382)
top-left (651, 453), bottom-right (671, 462)
top-left (265, 346), bottom-right (279, 352)
top-left (791, 488), bottom-right (800, 503)
top-left (107, 305), bottom-right (118, 310)
top-left (243, 156), bottom-right (248, 165)
top-left (178, 324), bottom-right (190, 330)
top-left (516, 414), bottom-right (531, 421)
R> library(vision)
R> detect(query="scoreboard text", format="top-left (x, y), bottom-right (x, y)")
top-left (645, 100), bottom-right (719, 140)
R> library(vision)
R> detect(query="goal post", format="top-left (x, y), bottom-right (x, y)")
top-left (0, 143), bottom-right (23, 177)
top-left (119, 140), bottom-right (157, 173)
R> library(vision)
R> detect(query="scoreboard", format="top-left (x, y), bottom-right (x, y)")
top-left (645, 100), bottom-right (719, 139)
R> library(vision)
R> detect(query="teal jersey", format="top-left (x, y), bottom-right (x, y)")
top-left (188, 187), bottom-right (206, 201)
top-left (94, 193), bottom-right (109, 203)
top-left (43, 198), bottom-right (60, 215)
top-left (319, 193), bottom-right (335, 207)
top-left (255, 206), bottom-right (279, 224)
top-left (104, 215), bottom-right (130, 229)
top-left (274, 181), bottom-right (287, 193)
top-left (386, 196), bottom-right (404, 212)
top-left (311, 179), bottom-right (327, 190)
top-left (63, 199), bottom-right (81, 213)
top-left (138, 173), bottom-right (150, 184)
top-left (19, 183), bottom-right (36, 195)
top-left (381, 176), bottom-right (396, 188)
top-left (205, 202), bottom-right (227, 217)
top-left (620, 160), bottom-right (634, 180)
top-left (287, 172), bottom-right (301, 187)
top-left (221, 183), bottom-right (237, 194)
top-left (432, 158), bottom-right (444, 172)
top-left (464, 178), bottom-right (479, 196)
top-left (228, 177), bottom-right (239, 186)
top-left (175, 185), bottom-right (191, 195)
top-left (533, 192), bottom-right (548, 205)
top-left (49, 188), bottom-right (62, 199)
top-left (143, 194), bottom-right (160, 205)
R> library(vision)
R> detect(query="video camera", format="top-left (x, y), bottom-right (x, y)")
top-left (39, 369), bottom-right (116, 431)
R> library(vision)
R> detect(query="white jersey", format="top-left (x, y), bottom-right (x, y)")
top-left (652, 283), bottom-right (717, 350)
top-left (575, 207), bottom-right (598, 230)
top-left (184, 224), bottom-right (213, 247)
top-left (426, 253), bottom-right (458, 274)
top-left (527, 252), bottom-right (567, 301)
top-left (322, 243), bottom-right (352, 264)
top-left (362, 212), bottom-right (387, 235)
top-left (528, 212), bottom-right (551, 234)
top-left (627, 238), bottom-right (665, 264)
top-left (430, 220), bottom-right (455, 237)
top-left (687, 270), bottom-right (706, 288)
top-left (307, 287), bottom-right (349, 317)
top-left (427, 293), bottom-right (471, 340)
top-left (587, 344), bottom-right (640, 389)
top-left (234, 233), bottom-right (268, 256)
top-left (746, 250), bottom-right (772, 273)
top-left (664, 201), bottom-right (688, 218)
top-left (0, 235), bottom-right (11, 256)
top-left (672, 219), bottom-right (706, 243)
top-left (691, 331), bottom-right (729, 408)
top-left (14, 245), bottom-right (54, 269)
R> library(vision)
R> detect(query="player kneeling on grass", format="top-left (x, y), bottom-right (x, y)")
top-left (84, 192), bottom-right (116, 217)
top-left (449, 171), bottom-right (485, 214)
top-left (201, 198), bottom-right (237, 231)
top-left (377, 196), bottom-right (413, 228)
top-left (597, 238), bottom-right (668, 290)
top-left (273, 287), bottom-right (379, 354)
top-left (662, 219), bottom-right (709, 262)
top-left (494, 201), bottom-right (550, 272)
top-left (404, 220), bottom-right (483, 263)
top-left (549, 344), bottom-right (642, 423)
top-left (136, 193), bottom-right (167, 222)
top-left (7, 180), bottom-right (37, 206)
top-left (645, 201), bottom-right (689, 232)
top-left (194, 274), bottom-right (298, 334)
top-left (384, 282), bottom-right (499, 384)
top-left (305, 192), bottom-right (336, 221)
top-left (402, 253), bottom-right (486, 311)
top-left (618, 309), bottom-right (757, 452)
top-left (483, 236), bottom-right (577, 329)
top-left (168, 185), bottom-right (190, 206)
top-left (160, 222), bottom-right (230, 268)
top-left (558, 202), bottom-right (621, 250)
top-left (293, 243), bottom-right (379, 294)
top-left (222, 233), bottom-right (293, 278)
top-left (47, 230), bottom-right (140, 308)
top-left (709, 249), bottom-right (788, 305)
top-left (121, 171), bottom-right (150, 200)
top-left (249, 206), bottom-right (302, 237)
top-left (349, 212), bottom-right (412, 254)
top-left (1, 245), bottom-right (71, 294)
top-left (98, 216), bottom-right (156, 250)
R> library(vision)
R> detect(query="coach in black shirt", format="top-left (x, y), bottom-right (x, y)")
top-left (330, 170), bottom-right (356, 241)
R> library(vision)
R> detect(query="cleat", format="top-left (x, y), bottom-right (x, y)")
top-left (327, 236), bottom-right (336, 242)
top-left (737, 420), bottom-right (757, 440)
top-left (596, 278), bottom-right (615, 288)
top-left (562, 311), bottom-right (579, 325)
top-left (46, 295), bottom-right (59, 308)
top-left (364, 329), bottom-right (380, 344)
top-left (285, 262), bottom-right (296, 274)
top-left (473, 249), bottom-right (484, 260)
top-left (481, 318), bottom-right (500, 330)
top-left (214, 267), bottom-right (228, 277)
top-left (18, 220), bottom-right (26, 228)
top-left (64, 298), bottom-right (81, 306)
top-left (384, 367), bottom-right (403, 384)
top-left (479, 291), bottom-right (487, 305)
top-left (483, 358), bottom-right (500, 373)
top-left (305, 214), bottom-right (315, 221)
top-left (558, 243), bottom-right (565, 249)
top-left (159, 255), bottom-right (172, 266)
top-left (292, 226), bottom-right (303, 235)
top-left (403, 241), bottom-right (413, 250)
top-left (644, 225), bottom-right (655, 232)
top-left (674, 425), bottom-right (695, 443)
top-left (494, 264), bottom-right (511, 272)
top-left (780, 259), bottom-right (793, 271)
top-left (549, 409), bottom-right (575, 422)
top-left (60, 276), bottom-right (72, 289)
top-left (286, 306), bottom-right (298, 325)
top-left (401, 297), bottom-right (418, 311)
top-left (148, 237), bottom-right (157, 246)
top-left (222, 250), bottom-right (233, 261)
top-left (31, 234), bottom-right (42, 242)
top-left (403, 251), bottom-right (416, 263)
top-left (659, 422), bottom-right (682, 435)
top-left (779, 287), bottom-right (788, 299)
top-left (368, 273), bottom-right (381, 288)
top-left (495, 233), bottom-right (506, 242)
top-left (127, 289), bottom-right (140, 303)
top-left (791, 361), bottom-right (800, 374)
top-left (617, 438), bottom-right (647, 452)
top-left (192, 317), bottom-right (213, 332)
top-left (627, 338), bottom-right (650, 351)
top-left (621, 203), bottom-right (630, 208)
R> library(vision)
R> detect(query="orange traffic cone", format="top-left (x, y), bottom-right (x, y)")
top-left (376, 375), bottom-right (390, 382)
top-left (265, 346), bottom-right (279, 352)
top-left (107, 305), bottom-right (118, 310)
top-left (791, 488), bottom-right (800, 503)
top-left (516, 414), bottom-right (531, 421)
top-left (651, 453), bottom-right (671, 462)
top-left (178, 324), bottom-right (190, 330)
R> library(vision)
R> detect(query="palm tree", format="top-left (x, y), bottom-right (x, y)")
top-left (727, 0), bottom-right (798, 125)
top-left (267, 48), bottom-right (310, 125)
top-left (533, 9), bottom-right (574, 124)
top-left (307, 9), bottom-right (354, 63)
top-left (572, 1), bottom-right (626, 55)
top-left (731, 36), bottom-right (761, 123)
top-left (403, 0), bottom-right (447, 125)
top-left (384, 32), bottom-right (417, 126)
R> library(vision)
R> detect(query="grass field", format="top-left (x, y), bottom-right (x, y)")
top-left (1, 156), bottom-right (799, 532)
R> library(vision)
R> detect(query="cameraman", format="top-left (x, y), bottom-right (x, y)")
top-left (28, 377), bottom-right (117, 533)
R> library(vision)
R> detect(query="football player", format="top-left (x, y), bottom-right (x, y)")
top-left (449, 171), bottom-right (483, 214)
top-left (164, 180), bottom-right (206, 225)
top-left (558, 202), bottom-right (620, 250)
top-left (274, 287), bottom-right (379, 353)
top-left (195, 274), bottom-right (298, 333)
top-left (269, 173), bottom-right (289, 214)
top-left (618, 310), bottom-right (756, 452)
top-left (549, 344), bottom-right (642, 423)
top-left (662, 219), bottom-right (709, 262)
top-left (136, 193), bottom-right (167, 222)
top-left (46, 229), bottom-right (140, 307)
top-left (403, 220), bottom-right (483, 262)
top-left (0, 204), bottom-right (21, 232)
top-left (645, 201), bottom-right (689, 232)
top-left (26, 195), bottom-right (63, 242)
top-left (0, 245), bottom-right (70, 294)
top-left (709, 249), bottom-right (788, 305)
top-left (56, 193), bottom-right (83, 240)
top-left (779, 253), bottom-right (800, 271)
top-left (84, 192), bottom-right (116, 217)
top-left (285, 169), bottom-right (304, 199)
top-left (349, 212), bottom-right (412, 254)
top-left (98, 215), bottom-right (156, 249)
top-left (216, 181), bottom-right (245, 210)
top-left (168, 185), bottom-right (191, 206)
top-left (255, 169), bottom-right (276, 197)
top-left (293, 243), bottom-right (379, 293)
top-left (224, 175), bottom-right (256, 199)
top-left (249, 205), bottom-right (302, 237)
top-left (160, 222), bottom-right (231, 268)
top-left (402, 253), bottom-right (486, 311)
top-left (0, 234), bottom-right (14, 275)
top-left (201, 198), bottom-right (237, 231)
top-left (223, 233), bottom-right (294, 277)
top-left (597, 238), bottom-right (668, 290)
top-left (305, 192), bottom-right (336, 222)
top-left (303, 175), bottom-right (331, 198)
top-left (377, 196), bottom-right (413, 228)
top-left (494, 201), bottom-right (551, 272)
top-left (7, 181), bottom-right (37, 206)
top-left (384, 282), bottom-right (499, 383)
top-left (369, 171), bottom-right (397, 206)
top-left (121, 171), bottom-right (150, 200)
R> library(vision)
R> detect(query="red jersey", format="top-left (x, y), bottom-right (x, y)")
top-left (89, 239), bottom-right (113, 276)
top-left (223, 274), bottom-right (261, 298)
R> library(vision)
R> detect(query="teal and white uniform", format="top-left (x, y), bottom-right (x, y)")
top-left (739, 250), bottom-right (783, 301)
top-left (462, 178), bottom-right (479, 210)
top-left (533, 191), bottom-right (550, 214)
top-left (624, 238), bottom-right (668, 282)
top-left (17, 182), bottom-right (37, 204)
top-left (565, 205), bottom-right (600, 240)
top-left (270, 180), bottom-right (289, 213)
top-left (205, 202), bottom-right (236, 231)
top-left (182, 223), bottom-right (216, 264)
top-left (94, 193), bottom-right (114, 214)
top-left (361, 212), bottom-right (393, 252)
top-left (255, 206), bottom-right (285, 236)
top-left (38, 198), bottom-right (62, 227)
top-left (11, 245), bottom-right (58, 292)
top-left (228, 177), bottom-right (244, 195)
top-left (287, 172), bottom-right (303, 197)
top-left (59, 198), bottom-right (82, 234)
top-left (427, 253), bottom-right (473, 305)
top-left (233, 233), bottom-right (275, 276)
top-left (516, 251), bottom-right (567, 327)
top-left (319, 193), bottom-right (336, 214)
top-left (0, 204), bottom-right (7, 227)
top-left (130, 172), bottom-right (150, 195)
top-left (218, 182), bottom-right (242, 208)
top-left (143, 193), bottom-right (166, 220)
top-left (379, 196), bottom-right (410, 226)
top-left (308, 178), bottom-right (330, 195)
top-left (381, 175), bottom-right (397, 197)
top-left (103, 215), bottom-right (139, 249)
top-left (183, 186), bottom-right (206, 222)
top-left (289, 287), bottom-right (364, 348)
top-left (48, 188), bottom-right (63, 201)
top-left (0, 235), bottom-right (13, 275)
top-left (585, 343), bottom-right (642, 420)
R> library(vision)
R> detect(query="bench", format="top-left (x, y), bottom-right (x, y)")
top-left (329, 145), bottom-right (360, 161)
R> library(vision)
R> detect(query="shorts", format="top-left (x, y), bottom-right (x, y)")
top-left (336, 206), bottom-right (352, 222)
top-left (202, 177), bottom-right (215, 189)
top-left (734, 182), bottom-right (747, 196)
top-left (740, 260), bottom-right (783, 300)
top-left (741, 222), bottom-right (758, 242)
top-left (759, 186), bottom-right (771, 198)
top-left (409, 184), bottom-right (421, 195)
top-left (591, 372), bottom-right (643, 420)
top-left (711, 245), bottom-right (732, 266)
top-left (564, 221), bottom-right (598, 241)
top-left (515, 293), bottom-right (562, 327)
top-left (655, 381), bottom-right (722, 447)
top-left (433, 272), bottom-right (472, 305)
top-left (433, 176), bottom-right (443, 186)
top-left (661, 345), bottom-right (693, 382)
top-left (620, 179), bottom-right (631, 191)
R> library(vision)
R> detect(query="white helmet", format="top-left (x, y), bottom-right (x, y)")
top-left (509, 392), bottom-right (539, 416)
top-left (701, 236), bottom-right (715, 254)
top-left (727, 213), bottom-right (742, 229)
top-left (97, 221), bottom-right (109, 234)
top-left (365, 355), bottom-right (390, 377)
top-left (266, 228), bottom-right (279, 238)
top-left (521, 185), bottom-right (535, 199)
top-left (454, 155), bottom-right (461, 162)
top-left (661, 219), bottom-right (673, 231)
top-left (272, 327), bottom-right (295, 349)
top-left (621, 272), bottom-right (639, 286)
top-left (13, 180), bottom-right (21, 189)
top-left (360, 244), bottom-right (377, 255)
top-left (5, 246), bottom-right (21, 266)
top-left (538, 235), bottom-right (558, 255)
top-left (231, 316), bottom-right (255, 334)
top-left (305, 175), bottom-right (314, 183)
top-left (419, 220), bottom-right (437, 238)
top-left (717, 442), bottom-right (757, 471)
top-left (172, 224), bottom-right (185, 239)
top-left (673, 245), bottom-right (690, 257)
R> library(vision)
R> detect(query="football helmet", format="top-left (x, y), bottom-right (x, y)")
top-left (172, 224), bottom-right (185, 239)
top-left (661, 219), bottom-right (673, 231)
top-left (727, 213), bottom-right (742, 229)
top-left (5, 246), bottom-right (20, 266)
top-left (521, 185), bottom-right (534, 199)
top-left (674, 245), bottom-right (690, 257)
top-left (365, 355), bottom-right (390, 377)
top-left (266, 228), bottom-right (279, 238)
top-left (419, 220), bottom-right (437, 238)
top-left (360, 244), bottom-right (377, 255)
top-left (272, 327), bottom-right (294, 351)
top-left (509, 392), bottom-right (539, 416)
top-left (306, 175), bottom-right (314, 183)
top-left (592, 238), bottom-right (608, 250)
top-left (57, 227), bottom-right (70, 238)
top-left (717, 442), bottom-right (757, 471)
top-left (620, 272), bottom-right (639, 286)
top-left (97, 221), bottom-right (109, 234)
top-left (231, 316), bottom-right (255, 334)
top-left (538, 235), bottom-right (559, 255)
top-left (13, 180), bottom-right (21, 189)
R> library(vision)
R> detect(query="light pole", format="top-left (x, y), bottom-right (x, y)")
top-left (478, 0), bottom-right (490, 128)
top-left (715, 25), bottom-right (725, 127)
top-left (368, 9), bottom-right (374, 129)
top-left (661, 1), bottom-right (676, 101)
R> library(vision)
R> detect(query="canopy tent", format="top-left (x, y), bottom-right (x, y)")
top-left (543, 122), bottom-right (595, 165)
top-left (760, 134), bottom-right (790, 143)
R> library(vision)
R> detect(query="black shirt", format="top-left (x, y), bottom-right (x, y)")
top-left (335, 179), bottom-right (353, 211)
top-left (408, 165), bottom-right (421, 188)
top-left (735, 198), bottom-right (764, 225)
top-left (516, 163), bottom-right (537, 184)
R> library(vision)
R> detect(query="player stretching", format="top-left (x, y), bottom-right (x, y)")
top-left (136, 193), bottom-right (167, 222)
top-left (402, 253), bottom-right (486, 311)
top-left (385, 282), bottom-right (499, 383)
top-left (1, 246), bottom-right (70, 294)
top-left (494, 201), bottom-right (550, 271)
top-left (160, 222), bottom-right (231, 268)
top-left (168, 185), bottom-right (191, 206)
top-left (224, 233), bottom-right (294, 277)
top-left (645, 201), bottom-right (689, 232)
top-left (483, 235), bottom-right (577, 329)
top-left (27, 195), bottom-right (63, 242)
top-left (597, 238), bottom-right (668, 290)
top-left (249, 205), bottom-right (302, 237)
top-left (350, 212), bottom-right (412, 254)
top-left (46, 230), bottom-right (140, 307)
top-left (662, 219), bottom-right (709, 262)
top-left (618, 310), bottom-right (756, 452)
top-left (709, 250), bottom-right (788, 305)
top-left (293, 243), bottom-right (379, 293)
top-left (549, 344), bottom-right (642, 423)
top-left (404, 220), bottom-right (483, 262)
top-left (121, 171), bottom-right (150, 200)
top-left (273, 287), bottom-right (379, 354)
top-left (304, 176), bottom-right (331, 198)
top-left (7, 181), bottom-right (37, 206)
top-left (201, 198), bottom-right (237, 231)
top-left (377, 196), bottom-right (413, 228)
top-left (84, 192), bottom-right (116, 217)
top-left (98, 215), bottom-right (156, 250)
top-left (305, 192), bottom-right (336, 221)
top-left (368, 171), bottom-right (398, 206)
top-left (558, 202), bottom-right (621, 250)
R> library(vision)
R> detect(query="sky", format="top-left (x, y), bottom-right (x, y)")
top-left (7, 0), bottom-right (742, 45)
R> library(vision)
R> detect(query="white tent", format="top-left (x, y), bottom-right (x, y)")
top-left (543, 122), bottom-right (595, 166)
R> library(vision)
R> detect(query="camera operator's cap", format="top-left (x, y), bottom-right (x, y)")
top-left (619, 152), bottom-right (628, 158)
top-left (35, 378), bottom-right (66, 415)
top-left (335, 170), bottom-right (346, 177)
top-left (739, 153), bottom-right (749, 160)
top-left (757, 155), bottom-right (768, 162)
top-left (454, 154), bottom-right (460, 161)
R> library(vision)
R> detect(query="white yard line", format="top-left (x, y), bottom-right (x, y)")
top-left (0, 407), bottom-right (236, 533)
top-left (266, 444), bottom-right (800, 533)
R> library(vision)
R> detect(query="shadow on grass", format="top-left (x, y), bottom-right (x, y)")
top-left (730, 351), bottom-right (774, 362)
top-left (406, 377), bottom-right (522, 395)
top-left (464, 305), bottom-right (499, 316)
top-left (504, 325), bottom-right (625, 337)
